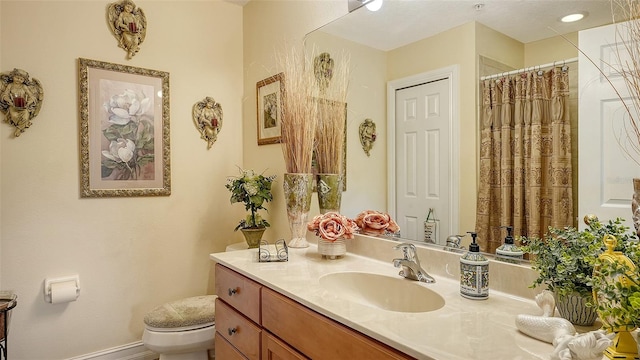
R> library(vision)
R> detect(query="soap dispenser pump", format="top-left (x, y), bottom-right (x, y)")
top-left (496, 226), bottom-right (524, 263)
top-left (460, 231), bottom-right (489, 300)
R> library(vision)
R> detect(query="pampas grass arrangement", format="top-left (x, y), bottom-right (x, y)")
top-left (609, 0), bottom-right (640, 164)
top-left (314, 52), bottom-right (350, 175)
top-left (278, 47), bottom-right (318, 174)
top-left (561, 0), bottom-right (640, 164)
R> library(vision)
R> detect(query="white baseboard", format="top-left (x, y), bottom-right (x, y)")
top-left (67, 341), bottom-right (157, 360)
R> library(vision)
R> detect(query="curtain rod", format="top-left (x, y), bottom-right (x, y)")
top-left (480, 57), bottom-right (579, 81)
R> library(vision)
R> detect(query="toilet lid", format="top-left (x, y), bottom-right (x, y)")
top-left (144, 295), bottom-right (217, 330)
top-left (145, 320), bottom-right (215, 333)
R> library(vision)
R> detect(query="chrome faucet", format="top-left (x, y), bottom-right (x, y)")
top-left (443, 234), bottom-right (466, 252)
top-left (392, 243), bottom-right (435, 283)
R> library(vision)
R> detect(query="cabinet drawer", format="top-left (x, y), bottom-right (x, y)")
top-left (215, 334), bottom-right (248, 360)
top-left (216, 298), bottom-right (262, 360)
top-left (215, 263), bottom-right (261, 324)
top-left (262, 287), bottom-right (414, 360)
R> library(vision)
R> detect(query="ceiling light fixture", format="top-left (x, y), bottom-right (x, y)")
top-left (561, 12), bottom-right (587, 23)
top-left (365, 0), bottom-right (383, 12)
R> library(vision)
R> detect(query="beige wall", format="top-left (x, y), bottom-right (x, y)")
top-left (477, 22), bottom-right (525, 69)
top-left (525, 32), bottom-right (579, 66)
top-left (0, 1), bottom-right (243, 358)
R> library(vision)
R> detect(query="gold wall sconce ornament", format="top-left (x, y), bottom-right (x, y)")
top-left (314, 52), bottom-right (334, 91)
top-left (107, 0), bottom-right (147, 59)
top-left (359, 118), bottom-right (377, 156)
top-left (193, 97), bottom-right (223, 149)
top-left (592, 234), bottom-right (639, 360)
top-left (0, 68), bottom-right (44, 137)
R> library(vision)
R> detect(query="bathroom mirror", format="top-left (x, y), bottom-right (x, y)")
top-left (305, 0), bottom-right (615, 258)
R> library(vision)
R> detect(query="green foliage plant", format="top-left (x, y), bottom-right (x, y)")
top-left (590, 234), bottom-right (640, 331)
top-left (520, 217), bottom-right (636, 301)
top-left (225, 168), bottom-right (276, 231)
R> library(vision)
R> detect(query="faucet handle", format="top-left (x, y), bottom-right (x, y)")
top-left (393, 243), bottom-right (417, 261)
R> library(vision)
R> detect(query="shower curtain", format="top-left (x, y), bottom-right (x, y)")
top-left (476, 68), bottom-right (574, 253)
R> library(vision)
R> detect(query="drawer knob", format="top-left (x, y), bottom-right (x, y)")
top-left (228, 327), bottom-right (237, 336)
top-left (228, 287), bottom-right (239, 296)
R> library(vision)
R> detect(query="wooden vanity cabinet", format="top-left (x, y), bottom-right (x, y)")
top-left (214, 263), bottom-right (414, 360)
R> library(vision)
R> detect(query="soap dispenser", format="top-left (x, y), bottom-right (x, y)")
top-left (460, 231), bottom-right (489, 300)
top-left (496, 226), bottom-right (524, 263)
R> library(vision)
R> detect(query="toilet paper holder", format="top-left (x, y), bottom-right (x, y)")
top-left (44, 275), bottom-right (80, 303)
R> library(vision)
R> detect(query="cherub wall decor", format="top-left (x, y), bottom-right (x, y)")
top-left (359, 118), bottom-right (377, 156)
top-left (107, 0), bottom-right (147, 59)
top-left (0, 68), bottom-right (44, 137)
top-left (314, 52), bottom-right (334, 91)
top-left (193, 97), bottom-right (223, 149)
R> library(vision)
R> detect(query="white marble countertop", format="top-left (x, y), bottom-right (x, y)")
top-left (210, 245), bottom-right (556, 360)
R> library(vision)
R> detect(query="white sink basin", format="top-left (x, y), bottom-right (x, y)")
top-left (319, 272), bottom-right (445, 313)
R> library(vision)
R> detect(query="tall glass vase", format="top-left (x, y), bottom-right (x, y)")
top-left (316, 173), bottom-right (343, 214)
top-left (283, 173), bottom-right (313, 248)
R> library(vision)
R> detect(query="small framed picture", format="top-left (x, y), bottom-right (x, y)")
top-left (256, 73), bottom-right (284, 145)
top-left (78, 58), bottom-right (171, 197)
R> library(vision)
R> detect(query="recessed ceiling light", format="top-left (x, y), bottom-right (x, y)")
top-left (561, 12), bottom-right (587, 23)
top-left (365, 0), bottom-right (383, 11)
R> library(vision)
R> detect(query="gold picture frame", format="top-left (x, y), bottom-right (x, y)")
top-left (256, 73), bottom-right (284, 145)
top-left (78, 58), bottom-right (170, 197)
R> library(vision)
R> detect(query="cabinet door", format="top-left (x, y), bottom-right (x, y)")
top-left (262, 331), bottom-right (308, 360)
top-left (216, 334), bottom-right (249, 360)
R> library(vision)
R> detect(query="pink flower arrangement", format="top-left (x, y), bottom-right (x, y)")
top-left (307, 212), bottom-right (357, 242)
top-left (354, 210), bottom-right (400, 236)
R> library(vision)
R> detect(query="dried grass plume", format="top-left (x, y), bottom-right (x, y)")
top-left (314, 51), bottom-right (350, 175)
top-left (562, 0), bottom-right (640, 164)
top-left (278, 47), bottom-right (318, 174)
top-left (609, 0), bottom-right (640, 164)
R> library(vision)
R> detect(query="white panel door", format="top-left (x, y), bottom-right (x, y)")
top-left (395, 78), bottom-right (450, 241)
top-left (579, 22), bottom-right (640, 229)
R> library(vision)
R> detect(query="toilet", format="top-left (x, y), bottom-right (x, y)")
top-left (142, 295), bottom-right (217, 360)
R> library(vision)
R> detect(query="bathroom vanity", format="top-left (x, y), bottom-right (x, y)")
top-left (210, 238), bottom-right (555, 359)
top-left (215, 263), bottom-right (410, 359)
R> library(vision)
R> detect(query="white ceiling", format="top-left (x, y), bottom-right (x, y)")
top-left (316, 0), bottom-right (617, 51)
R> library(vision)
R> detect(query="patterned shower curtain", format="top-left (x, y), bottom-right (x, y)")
top-left (476, 68), bottom-right (574, 253)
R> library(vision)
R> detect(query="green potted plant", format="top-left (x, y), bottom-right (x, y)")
top-left (225, 168), bottom-right (276, 248)
top-left (520, 216), bottom-right (634, 326)
top-left (590, 231), bottom-right (640, 357)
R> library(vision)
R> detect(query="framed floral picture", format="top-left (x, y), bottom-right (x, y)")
top-left (256, 73), bottom-right (284, 145)
top-left (78, 58), bottom-right (170, 197)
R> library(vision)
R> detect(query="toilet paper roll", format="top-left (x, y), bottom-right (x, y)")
top-left (50, 281), bottom-right (78, 304)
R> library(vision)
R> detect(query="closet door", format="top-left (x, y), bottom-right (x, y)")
top-left (394, 77), bottom-right (454, 243)
top-left (579, 22), bottom-right (639, 228)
